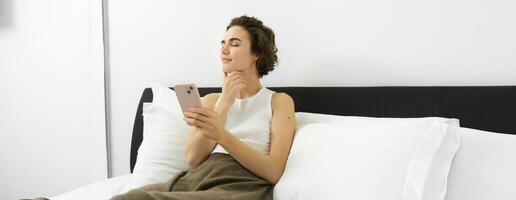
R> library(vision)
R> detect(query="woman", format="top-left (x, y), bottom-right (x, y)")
top-left (112, 15), bottom-right (296, 200)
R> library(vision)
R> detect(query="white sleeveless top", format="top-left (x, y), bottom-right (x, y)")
top-left (212, 87), bottom-right (275, 155)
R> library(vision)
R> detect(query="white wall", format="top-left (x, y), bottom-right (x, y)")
top-left (0, 0), bottom-right (107, 199)
top-left (107, 0), bottom-right (516, 176)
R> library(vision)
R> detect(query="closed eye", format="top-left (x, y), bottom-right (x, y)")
top-left (221, 38), bottom-right (242, 48)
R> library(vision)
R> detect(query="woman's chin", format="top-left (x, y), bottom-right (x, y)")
top-left (222, 65), bottom-right (235, 73)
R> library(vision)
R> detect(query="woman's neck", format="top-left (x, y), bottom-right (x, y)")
top-left (237, 73), bottom-right (262, 100)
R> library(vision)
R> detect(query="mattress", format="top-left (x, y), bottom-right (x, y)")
top-left (51, 174), bottom-right (132, 200)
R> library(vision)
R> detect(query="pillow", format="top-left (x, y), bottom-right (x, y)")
top-left (120, 82), bottom-right (192, 193)
top-left (445, 127), bottom-right (516, 200)
top-left (274, 112), bottom-right (460, 200)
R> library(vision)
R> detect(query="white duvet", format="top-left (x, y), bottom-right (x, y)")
top-left (51, 127), bottom-right (516, 200)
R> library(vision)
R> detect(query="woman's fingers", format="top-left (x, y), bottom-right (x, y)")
top-left (223, 75), bottom-right (242, 90)
top-left (228, 71), bottom-right (244, 76)
top-left (236, 83), bottom-right (247, 89)
top-left (183, 116), bottom-right (209, 129)
top-left (225, 74), bottom-right (244, 84)
top-left (224, 75), bottom-right (245, 97)
top-left (187, 108), bottom-right (216, 118)
top-left (228, 79), bottom-right (245, 90)
top-left (221, 71), bottom-right (247, 104)
top-left (227, 71), bottom-right (244, 80)
top-left (226, 73), bottom-right (245, 86)
top-left (184, 111), bottom-right (209, 121)
top-left (224, 71), bottom-right (243, 78)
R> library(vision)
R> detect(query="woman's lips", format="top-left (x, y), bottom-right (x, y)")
top-left (222, 59), bottom-right (232, 63)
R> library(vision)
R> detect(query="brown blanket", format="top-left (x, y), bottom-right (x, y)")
top-left (111, 153), bottom-right (273, 200)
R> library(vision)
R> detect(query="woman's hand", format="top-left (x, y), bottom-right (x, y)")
top-left (183, 107), bottom-right (226, 142)
top-left (218, 71), bottom-right (247, 108)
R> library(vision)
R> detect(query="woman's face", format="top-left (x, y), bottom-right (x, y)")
top-left (220, 26), bottom-right (258, 76)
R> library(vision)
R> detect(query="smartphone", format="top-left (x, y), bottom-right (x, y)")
top-left (174, 83), bottom-right (202, 115)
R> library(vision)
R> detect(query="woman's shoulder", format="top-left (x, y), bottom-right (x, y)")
top-left (202, 93), bottom-right (221, 108)
top-left (272, 92), bottom-right (294, 110)
top-left (203, 92), bottom-right (221, 98)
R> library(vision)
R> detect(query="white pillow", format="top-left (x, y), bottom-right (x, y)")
top-left (445, 127), bottom-right (516, 200)
top-left (120, 82), bottom-right (192, 193)
top-left (274, 112), bottom-right (460, 200)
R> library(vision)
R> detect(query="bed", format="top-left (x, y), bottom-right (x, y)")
top-left (52, 86), bottom-right (516, 200)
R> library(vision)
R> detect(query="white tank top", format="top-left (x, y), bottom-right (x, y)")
top-left (212, 87), bottom-right (275, 155)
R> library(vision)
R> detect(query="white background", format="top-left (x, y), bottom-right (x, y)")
top-left (1, 0), bottom-right (515, 199)
top-left (0, 0), bottom-right (107, 199)
top-left (106, 0), bottom-right (516, 177)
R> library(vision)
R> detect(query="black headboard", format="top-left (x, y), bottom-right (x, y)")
top-left (130, 86), bottom-right (516, 172)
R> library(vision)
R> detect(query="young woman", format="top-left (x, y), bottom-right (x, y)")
top-left (112, 15), bottom-right (296, 200)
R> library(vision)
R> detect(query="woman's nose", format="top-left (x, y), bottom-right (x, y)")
top-left (221, 45), bottom-right (229, 54)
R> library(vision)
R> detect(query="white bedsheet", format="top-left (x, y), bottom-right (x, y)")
top-left (51, 174), bottom-right (132, 200)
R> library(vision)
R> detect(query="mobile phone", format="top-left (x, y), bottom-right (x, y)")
top-left (174, 83), bottom-right (202, 115)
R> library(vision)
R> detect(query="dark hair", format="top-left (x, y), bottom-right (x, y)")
top-left (226, 16), bottom-right (278, 78)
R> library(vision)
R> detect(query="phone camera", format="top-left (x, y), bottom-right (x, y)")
top-left (189, 86), bottom-right (193, 90)
top-left (187, 90), bottom-right (191, 94)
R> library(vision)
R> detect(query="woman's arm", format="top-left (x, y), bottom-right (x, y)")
top-left (184, 93), bottom-right (229, 168)
top-left (184, 92), bottom-right (296, 184)
top-left (184, 71), bottom-right (249, 168)
top-left (217, 93), bottom-right (296, 184)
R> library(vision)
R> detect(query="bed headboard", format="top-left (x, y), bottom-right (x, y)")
top-left (130, 86), bottom-right (516, 172)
